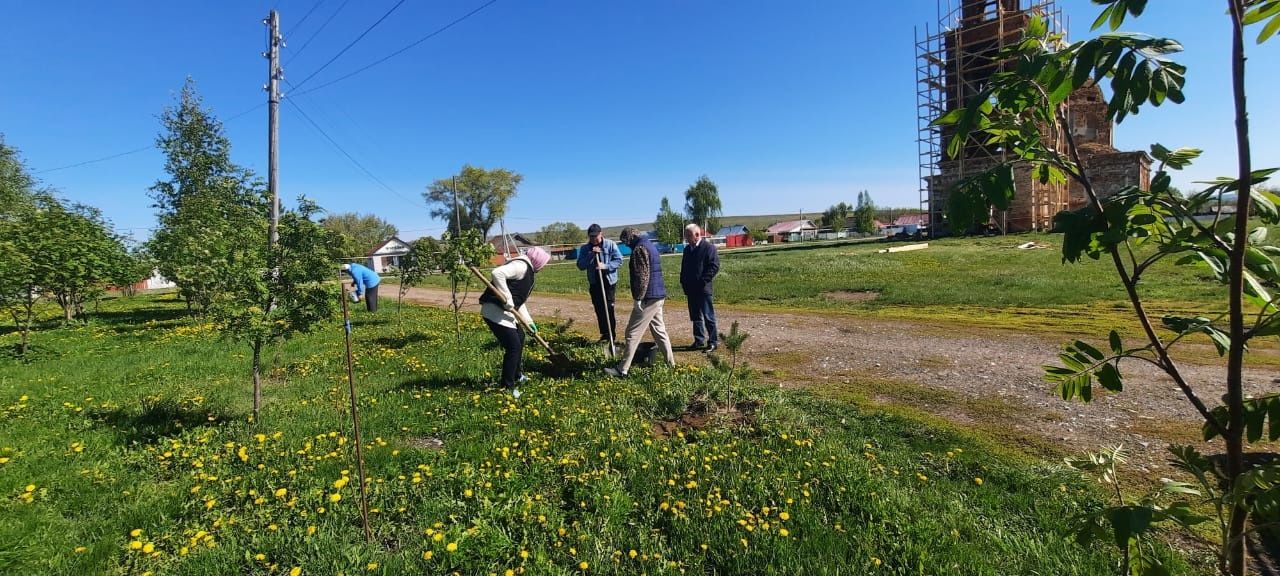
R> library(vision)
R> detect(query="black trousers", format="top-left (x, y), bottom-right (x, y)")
top-left (589, 280), bottom-right (617, 340)
top-left (484, 318), bottom-right (525, 387)
top-left (686, 290), bottom-right (717, 346)
top-left (365, 284), bottom-right (379, 312)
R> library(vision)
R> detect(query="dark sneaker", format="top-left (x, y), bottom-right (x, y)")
top-left (703, 344), bottom-right (718, 354)
top-left (603, 367), bottom-right (628, 378)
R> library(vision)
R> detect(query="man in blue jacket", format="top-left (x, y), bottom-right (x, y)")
top-left (576, 223), bottom-right (624, 345)
top-left (341, 262), bottom-right (382, 312)
top-left (680, 224), bottom-right (720, 353)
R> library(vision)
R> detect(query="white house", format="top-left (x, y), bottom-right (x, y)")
top-left (366, 237), bottom-right (412, 273)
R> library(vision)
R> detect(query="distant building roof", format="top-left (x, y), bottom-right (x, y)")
top-left (892, 214), bottom-right (928, 227)
top-left (715, 225), bottom-right (749, 236)
top-left (488, 233), bottom-right (540, 249)
top-left (766, 220), bottom-right (817, 235)
top-left (367, 236), bottom-right (411, 257)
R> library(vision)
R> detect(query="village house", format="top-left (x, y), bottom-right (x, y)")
top-left (713, 225), bottom-right (753, 248)
top-left (765, 219), bottom-right (818, 243)
top-left (366, 236), bottom-right (412, 273)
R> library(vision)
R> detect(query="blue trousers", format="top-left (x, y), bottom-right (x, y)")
top-left (686, 291), bottom-right (718, 346)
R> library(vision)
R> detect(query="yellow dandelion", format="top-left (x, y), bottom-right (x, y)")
top-left (130, 529), bottom-right (143, 538)
top-left (366, 562), bottom-right (378, 571)
top-left (432, 532), bottom-right (444, 542)
top-left (446, 542), bottom-right (458, 552)
top-left (579, 561), bottom-right (589, 570)
top-left (974, 477), bottom-right (984, 486)
top-left (333, 477), bottom-right (350, 489)
top-left (779, 528), bottom-right (790, 537)
top-left (74, 546), bottom-right (87, 553)
top-left (142, 543), bottom-right (155, 554)
top-left (275, 488), bottom-right (288, 498)
top-left (290, 568), bottom-right (302, 576)
top-left (329, 493), bottom-right (342, 503)
top-left (628, 549), bottom-right (637, 559)
top-left (254, 553), bottom-right (266, 561)
top-left (463, 489), bottom-right (473, 498)
top-left (129, 541), bottom-right (143, 550)
top-left (779, 511), bottom-right (790, 521)
top-left (422, 551), bottom-right (433, 560)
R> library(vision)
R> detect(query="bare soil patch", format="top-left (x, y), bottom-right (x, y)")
top-left (823, 290), bottom-right (881, 303)
top-left (650, 394), bottom-right (762, 440)
top-left (406, 436), bottom-right (445, 451)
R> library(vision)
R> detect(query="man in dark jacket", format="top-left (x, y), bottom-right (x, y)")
top-left (605, 228), bottom-right (675, 377)
top-left (679, 224), bottom-right (720, 352)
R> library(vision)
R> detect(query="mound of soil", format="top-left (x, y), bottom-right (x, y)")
top-left (651, 395), bottom-right (762, 439)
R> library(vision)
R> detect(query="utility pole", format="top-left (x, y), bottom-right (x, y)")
top-left (265, 10), bottom-right (282, 248)
top-left (452, 176), bottom-right (461, 236)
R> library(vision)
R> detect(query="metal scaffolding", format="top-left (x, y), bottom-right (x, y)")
top-left (916, 0), bottom-right (1067, 234)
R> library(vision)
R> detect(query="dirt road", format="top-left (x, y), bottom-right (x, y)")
top-left (400, 286), bottom-right (1280, 473)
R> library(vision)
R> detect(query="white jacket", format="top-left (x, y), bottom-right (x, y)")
top-left (480, 256), bottom-right (535, 329)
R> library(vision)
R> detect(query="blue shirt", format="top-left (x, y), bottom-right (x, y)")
top-left (345, 263), bottom-right (381, 296)
top-left (575, 238), bottom-right (624, 286)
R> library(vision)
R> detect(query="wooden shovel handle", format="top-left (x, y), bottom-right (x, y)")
top-left (467, 265), bottom-right (557, 354)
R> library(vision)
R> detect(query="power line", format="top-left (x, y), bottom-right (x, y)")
top-left (291, 0), bottom-right (326, 35)
top-left (284, 96), bottom-right (424, 211)
top-left (284, 0), bottom-right (352, 66)
top-left (32, 103), bottom-right (267, 175)
top-left (35, 145), bottom-right (154, 174)
top-left (289, 0), bottom-right (499, 98)
top-left (291, 0), bottom-right (408, 91)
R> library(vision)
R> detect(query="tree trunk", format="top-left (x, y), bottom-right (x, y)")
top-left (252, 338), bottom-right (263, 425)
top-left (451, 277), bottom-right (461, 338)
top-left (1228, 431), bottom-right (1249, 576)
top-left (12, 308), bottom-right (29, 357)
top-left (397, 286), bottom-right (405, 330)
top-left (1224, 2), bottom-right (1254, 574)
top-left (17, 292), bottom-right (34, 357)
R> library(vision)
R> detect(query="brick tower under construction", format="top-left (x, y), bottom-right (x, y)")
top-left (915, 0), bottom-right (1151, 234)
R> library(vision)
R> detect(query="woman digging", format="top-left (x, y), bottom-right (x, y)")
top-left (479, 246), bottom-right (551, 398)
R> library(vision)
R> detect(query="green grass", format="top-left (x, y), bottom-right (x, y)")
top-left (0, 295), bottom-right (1201, 574)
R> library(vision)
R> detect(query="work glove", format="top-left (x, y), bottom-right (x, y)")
top-left (528, 322), bottom-right (539, 334)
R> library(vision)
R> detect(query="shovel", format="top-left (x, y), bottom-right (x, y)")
top-left (469, 265), bottom-right (573, 373)
top-left (594, 251), bottom-right (617, 358)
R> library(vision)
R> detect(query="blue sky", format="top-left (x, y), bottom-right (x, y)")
top-left (2, 0), bottom-right (1277, 242)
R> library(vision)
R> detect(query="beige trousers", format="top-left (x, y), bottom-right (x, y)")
top-left (618, 298), bottom-right (675, 373)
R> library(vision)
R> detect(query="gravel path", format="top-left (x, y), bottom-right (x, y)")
top-left (400, 286), bottom-right (1280, 473)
